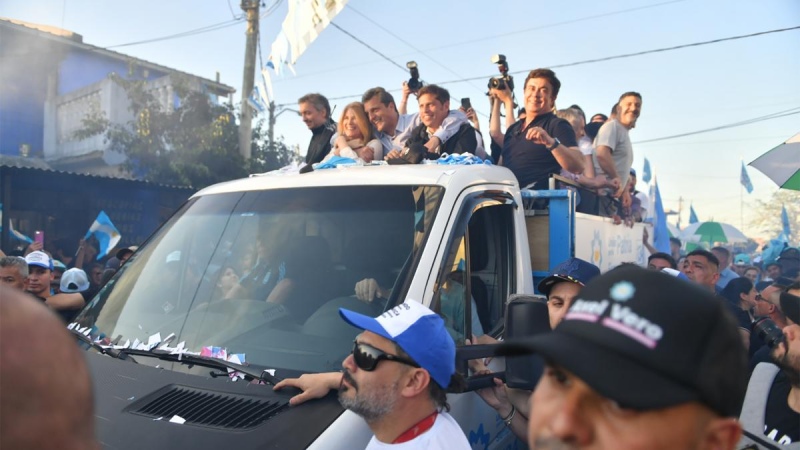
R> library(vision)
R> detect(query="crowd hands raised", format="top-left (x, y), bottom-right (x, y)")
top-left (297, 67), bottom-right (642, 222)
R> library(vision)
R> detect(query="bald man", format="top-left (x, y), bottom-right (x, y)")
top-left (0, 286), bottom-right (99, 450)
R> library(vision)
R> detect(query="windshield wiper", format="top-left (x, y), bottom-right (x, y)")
top-left (117, 348), bottom-right (282, 385)
top-left (68, 327), bottom-right (133, 361)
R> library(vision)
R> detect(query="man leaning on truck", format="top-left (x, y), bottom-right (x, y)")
top-left (274, 301), bottom-right (470, 449)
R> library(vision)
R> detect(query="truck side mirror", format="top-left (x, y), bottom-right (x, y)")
top-left (453, 294), bottom-right (551, 392)
top-left (504, 294), bottom-right (550, 390)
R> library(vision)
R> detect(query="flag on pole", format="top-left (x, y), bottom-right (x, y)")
top-left (740, 161), bottom-right (753, 194)
top-left (642, 158), bottom-right (652, 183)
top-left (689, 205), bottom-right (698, 224)
top-left (271, 0), bottom-right (349, 67)
top-left (84, 211), bottom-right (121, 260)
top-left (9, 222), bottom-right (33, 243)
top-left (248, 85), bottom-right (266, 114)
top-left (652, 176), bottom-right (670, 253)
top-left (781, 204), bottom-right (792, 241)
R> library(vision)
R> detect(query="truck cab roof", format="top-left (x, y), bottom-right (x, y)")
top-left (193, 164), bottom-right (519, 197)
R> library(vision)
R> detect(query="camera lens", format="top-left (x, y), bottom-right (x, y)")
top-left (753, 318), bottom-right (785, 349)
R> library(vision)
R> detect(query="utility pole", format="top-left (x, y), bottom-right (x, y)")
top-left (238, 0), bottom-right (260, 159)
top-left (267, 101), bottom-right (276, 150)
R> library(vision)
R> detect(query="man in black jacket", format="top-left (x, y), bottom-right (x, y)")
top-left (298, 93), bottom-right (336, 171)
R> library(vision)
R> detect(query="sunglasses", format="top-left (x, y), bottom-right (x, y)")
top-left (755, 294), bottom-right (767, 302)
top-left (352, 341), bottom-right (420, 372)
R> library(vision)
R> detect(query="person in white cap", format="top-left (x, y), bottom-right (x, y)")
top-left (24, 251), bottom-right (54, 301)
top-left (274, 301), bottom-right (470, 449)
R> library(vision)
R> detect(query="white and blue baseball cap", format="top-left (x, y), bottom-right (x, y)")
top-left (25, 251), bottom-right (53, 271)
top-left (339, 301), bottom-right (456, 389)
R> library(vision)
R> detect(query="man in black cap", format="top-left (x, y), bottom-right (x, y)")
top-left (740, 286), bottom-right (800, 448)
top-left (501, 265), bottom-right (747, 449)
top-left (474, 257), bottom-right (600, 442)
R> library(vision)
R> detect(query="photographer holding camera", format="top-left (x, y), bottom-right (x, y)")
top-left (739, 285), bottom-right (800, 448)
top-left (493, 68), bottom-right (584, 190)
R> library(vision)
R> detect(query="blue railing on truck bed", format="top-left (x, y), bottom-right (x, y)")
top-left (521, 189), bottom-right (576, 295)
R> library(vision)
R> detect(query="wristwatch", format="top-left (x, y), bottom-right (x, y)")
top-left (548, 137), bottom-right (561, 152)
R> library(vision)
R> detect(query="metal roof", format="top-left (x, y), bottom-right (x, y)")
top-left (0, 156), bottom-right (193, 190)
top-left (0, 18), bottom-right (235, 96)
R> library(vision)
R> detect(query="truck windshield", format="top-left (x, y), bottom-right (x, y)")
top-left (75, 185), bottom-right (443, 374)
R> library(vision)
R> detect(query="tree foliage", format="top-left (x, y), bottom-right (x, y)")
top-left (76, 71), bottom-right (297, 189)
top-left (748, 190), bottom-right (800, 244)
top-left (248, 118), bottom-right (300, 174)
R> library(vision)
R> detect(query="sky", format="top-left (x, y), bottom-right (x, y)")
top-left (2, 0), bottom-right (799, 239)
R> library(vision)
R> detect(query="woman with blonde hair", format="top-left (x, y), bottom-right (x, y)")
top-left (324, 102), bottom-right (383, 164)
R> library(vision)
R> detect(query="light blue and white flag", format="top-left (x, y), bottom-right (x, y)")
top-left (740, 161), bottom-right (753, 194)
top-left (689, 205), bottom-right (699, 225)
top-left (84, 211), bottom-right (121, 260)
top-left (780, 204), bottom-right (792, 242)
top-left (652, 176), bottom-right (670, 253)
top-left (9, 222), bottom-right (33, 244)
top-left (642, 158), bottom-right (652, 184)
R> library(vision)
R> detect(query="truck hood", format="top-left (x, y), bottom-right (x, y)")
top-left (87, 352), bottom-right (344, 449)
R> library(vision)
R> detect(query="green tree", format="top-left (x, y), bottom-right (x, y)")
top-left (248, 118), bottom-right (300, 174)
top-left (76, 72), bottom-right (248, 188)
top-left (748, 190), bottom-right (800, 245)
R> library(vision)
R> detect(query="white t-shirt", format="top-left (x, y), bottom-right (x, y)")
top-left (365, 412), bottom-right (470, 450)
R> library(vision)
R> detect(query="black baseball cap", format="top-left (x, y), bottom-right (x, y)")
top-left (501, 265), bottom-right (747, 417)
top-left (537, 257), bottom-right (600, 297)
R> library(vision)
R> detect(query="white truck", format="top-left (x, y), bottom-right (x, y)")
top-left (75, 163), bottom-right (646, 449)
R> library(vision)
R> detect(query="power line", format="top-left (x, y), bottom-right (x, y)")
top-left (344, 5), bottom-right (490, 118)
top-left (271, 0), bottom-right (685, 83)
top-left (290, 25), bottom-right (800, 106)
top-left (328, 22), bottom-right (407, 72)
top-left (634, 107), bottom-right (800, 144)
top-left (435, 25), bottom-right (800, 86)
top-left (106, 18), bottom-right (243, 49)
top-left (422, 0), bottom-right (686, 53)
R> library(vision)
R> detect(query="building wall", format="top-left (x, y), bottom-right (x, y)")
top-left (0, 166), bottom-right (193, 256)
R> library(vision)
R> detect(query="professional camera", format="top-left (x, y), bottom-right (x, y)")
top-left (488, 54), bottom-right (514, 91)
top-left (406, 61), bottom-right (423, 92)
top-left (753, 317), bottom-right (785, 349)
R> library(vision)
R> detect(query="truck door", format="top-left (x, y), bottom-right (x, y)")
top-left (429, 192), bottom-right (522, 449)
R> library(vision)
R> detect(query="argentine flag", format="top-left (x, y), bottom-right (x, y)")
top-left (9, 222), bottom-right (33, 243)
top-left (85, 211), bottom-right (121, 260)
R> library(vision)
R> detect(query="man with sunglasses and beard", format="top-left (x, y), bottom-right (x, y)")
top-left (274, 301), bottom-right (470, 449)
top-left (739, 288), bottom-right (800, 448)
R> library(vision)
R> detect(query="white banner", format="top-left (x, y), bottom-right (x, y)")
top-left (575, 214), bottom-right (648, 272)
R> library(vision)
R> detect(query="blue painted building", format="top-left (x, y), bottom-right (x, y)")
top-left (0, 18), bottom-right (235, 174)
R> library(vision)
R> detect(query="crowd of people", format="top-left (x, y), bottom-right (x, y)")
top-left (0, 239), bottom-right (136, 323)
top-left (2, 64), bottom-right (799, 448)
top-left (272, 246), bottom-right (800, 449)
top-left (296, 68), bottom-right (641, 220)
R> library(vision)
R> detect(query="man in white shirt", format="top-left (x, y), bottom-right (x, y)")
top-left (274, 301), bottom-right (470, 449)
top-left (362, 87), bottom-right (468, 157)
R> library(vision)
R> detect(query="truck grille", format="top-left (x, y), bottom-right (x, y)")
top-left (129, 385), bottom-right (287, 430)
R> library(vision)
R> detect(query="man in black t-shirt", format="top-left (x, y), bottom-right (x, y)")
top-left (495, 68), bottom-right (584, 190)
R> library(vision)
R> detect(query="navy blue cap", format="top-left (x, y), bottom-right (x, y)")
top-left (629, 168), bottom-right (637, 177)
top-left (538, 257), bottom-right (601, 297)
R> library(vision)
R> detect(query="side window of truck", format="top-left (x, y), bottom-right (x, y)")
top-left (432, 198), bottom-right (516, 345)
